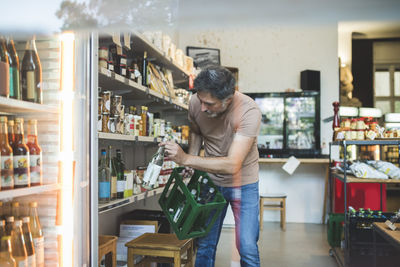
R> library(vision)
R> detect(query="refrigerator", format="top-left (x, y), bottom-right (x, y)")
top-left (246, 91), bottom-right (321, 158)
top-left (1, 32), bottom-right (91, 266)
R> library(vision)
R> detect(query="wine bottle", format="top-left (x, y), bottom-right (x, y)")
top-left (98, 149), bottom-right (111, 203)
top-left (21, 37), bottom-right (42, 104)
top-left (26, 120), bottom-right (42, 186)
top-left (142, 145), bottom-right (164, 189)
top-left (107, 146), bottom-right (117, 200)
top-left (115, 149), bottom-right (125, 199)
top-left (0, 37), bottom-right (10, 98)
top-left (6, 37), bottom-right (21, 100)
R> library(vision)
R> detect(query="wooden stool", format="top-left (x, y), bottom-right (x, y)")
top-left (98, 235), bottom-right (118, 267)
top-left (259, 194), bottom-right (287, 231)
top-left (125, 233), bottom-right (193, 267)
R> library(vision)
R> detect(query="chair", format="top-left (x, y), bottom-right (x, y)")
top-left (125, 233), bottom-right (193, 267)
top-left (259, 193), bottom-right (287, 231)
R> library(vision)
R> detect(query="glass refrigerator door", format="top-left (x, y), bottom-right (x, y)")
top-left (285, 96), bottom-right (316, 150)
top-left (254, 97), bottom-right (284, 149)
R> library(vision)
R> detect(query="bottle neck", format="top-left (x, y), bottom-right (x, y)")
top-left (14, 122), bottom-right (25, 144)
top-left (25, 38), bottom-right (37, 52)
top-left (0, 122), bottom-right (8, 145)
top-left (27, 123), bottom-right (38, 144)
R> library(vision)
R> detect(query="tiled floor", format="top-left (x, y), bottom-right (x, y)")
top-left (214, 222), bottom-right (338, 267)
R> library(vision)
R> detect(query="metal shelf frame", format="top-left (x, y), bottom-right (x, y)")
top-left (328, 139), bottom-right (400, 267)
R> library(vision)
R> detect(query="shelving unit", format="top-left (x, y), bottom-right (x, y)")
top-left (96, 32), bottom-right (190, 243)
top-left (328, 139), bottom-right (400, 267)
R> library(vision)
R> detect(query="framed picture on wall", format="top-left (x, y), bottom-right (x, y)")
top-left (186, 46), bottom-right (221, 69)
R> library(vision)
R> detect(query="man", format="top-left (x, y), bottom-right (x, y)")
top-left (162, 66), bottom-right (261, 267)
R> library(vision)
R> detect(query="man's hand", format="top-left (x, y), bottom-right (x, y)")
top-left (160, 141), bottom-right (187, 165)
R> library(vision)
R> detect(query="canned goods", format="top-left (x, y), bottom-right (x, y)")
top-left (102, 112), bottom-right (110, 132)
top-left (111, 95), bottom-right (122, 116)
top-left (101, 91), bottom-right (111, 113)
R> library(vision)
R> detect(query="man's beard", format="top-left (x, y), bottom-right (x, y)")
top-left (203, 100), bottom-right (229, 118)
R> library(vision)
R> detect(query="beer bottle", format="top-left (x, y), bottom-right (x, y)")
top-left (21, 37), bottom-right (42, 104)
top-left (21, 217), bottom-right (35, 267)
top-left (7, 120), bottom-right (14, 150)
top-left (10, 220), bottom-right (27, 267)
top-left (107, 146), bottom-right (117, 200)
top-left (115, 149), bottom-right (125, 199)
top-left (0, 37), bottom-right (10, 98)
top-left (28, 202), bottom-right (43, 267)
top-left (5, 217), bottom-right (13, 236)
top-left (11, 203), bottom-right (19, 221)
top-left (6, 38), bottom-right (20, 100)
top-left (26, 120), bottom-right (42, 186)
top-left (0, 117), bottom-right (14, 190)
top-left (0, 236), bottom-right (16, 267)
top-left (13, 118), bottom-right (30, 188)
top-left (0, 220), bottom-right (5, 241)
top-left (98, 149), bottom-right (111, 203)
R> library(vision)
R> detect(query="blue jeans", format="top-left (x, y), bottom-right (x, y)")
top-left (195, 181), bottom-right (260, 267)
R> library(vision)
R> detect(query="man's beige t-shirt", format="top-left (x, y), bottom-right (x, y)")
top-left (188, 91), bottom-right (261, 187)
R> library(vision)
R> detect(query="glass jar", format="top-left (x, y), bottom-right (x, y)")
top-left (101, 91), bottom-right (111, 113)
top-left (101, 112), bottom-right (110, 133)
top-left (357, 130), bottom-right (365, 140)
top-left (356, 118), bottom-right (365, 130)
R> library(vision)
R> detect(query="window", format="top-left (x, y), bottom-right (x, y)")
top-left (374, 65), bottom-right (400, 113)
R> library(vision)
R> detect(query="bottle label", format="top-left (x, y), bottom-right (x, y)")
top-left (1, 154), bottom-right (14, 187)
top-left (117, 180), bottom-right (125, 193)
top-left (14, 154), bottom-right (30, 186)
top-left (27, 254), bottom-right (36, 267)
top-left (105, 100), bottom-right (110, 112)
top-left (143, 163), bottom-right (162, 186)
top-left (30, 153), bottom-right (42, 184)
top-left (99, 181), bottom-right (111, 198)
top-left (0, 61), bottom-right (10, 96)
top-left (27, 71), bottom-right (35, 100)
top-left (111, 176), bottom-right (117, 195)
top-left (34, 236), bottom-right (44, 266)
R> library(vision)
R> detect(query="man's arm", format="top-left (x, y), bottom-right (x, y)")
top-left (188, 131), bottom-right (202, 156)
top-left (163, 134), bottom-right (255, 175)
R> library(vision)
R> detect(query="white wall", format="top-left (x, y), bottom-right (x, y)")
top-left (178, 25), bottom-right (339, 224)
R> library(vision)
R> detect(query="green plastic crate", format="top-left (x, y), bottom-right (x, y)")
top-left (158, 167), bottom-right (227, 240)
top-left (327, 213), bottom-right (344, 248)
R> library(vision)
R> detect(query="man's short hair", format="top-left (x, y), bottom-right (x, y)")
top-left (194, 66), bottom-right (236, 100)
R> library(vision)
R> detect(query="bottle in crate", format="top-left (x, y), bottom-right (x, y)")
top-left (142, 145), bottom-right (165, 189)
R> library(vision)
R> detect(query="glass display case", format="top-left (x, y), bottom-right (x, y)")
top-left (246, 91), bottom-right (321, 158)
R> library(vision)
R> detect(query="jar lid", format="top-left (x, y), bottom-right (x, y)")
top-left (99, 46), bottom-right (108, 50)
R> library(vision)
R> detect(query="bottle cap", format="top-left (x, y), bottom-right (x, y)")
top-left (15, 118), bottom-right (23, 123)
top-left (0, 116), bottom-right (7, 123)
top-left (29, 202), bottom-right (38, 208)
top-left (7, 120), bottom-right (14, 125)
top-left (28, 119), bottom-right (37, 124)
top-left (12, 202), bottom-right (19, 208)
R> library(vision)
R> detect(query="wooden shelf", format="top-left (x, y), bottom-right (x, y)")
top-left (98, 132), bottom-right (189, 146)
top-left (332, 172), bottom-right (400, 184)
top-left (0, 183), bottom-right (62, 200)
top-left (259, 158), bottom-right (329, 164)
top-left (331, 140), bottom-right (400, 146)
top-left (98, 67), bottom-right (188, 112)
top-left (98, 186), bottom-right (166, 214)
top-left (0, 96), bottom-right (58, 115)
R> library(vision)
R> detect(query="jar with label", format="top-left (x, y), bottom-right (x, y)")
top-left (102, 113), bottom-right (110, 133)
top-left (345, 130), bottom-right (352, 140)
top-left (350, 130), bottom-right (357, 140)
top-left (111, 95), bottom-right (122, 116)
top-left (98, 97), bottom-right (103, 116)
top-left (356, 118), bottom-right (365, 130)
top-left (99, 46), bottom-right (108, 60)
top-left (350, 119), bottom-right (357, 130)
top-left (107, 61), bottom-right (114, 72)
top-left (357, 129), bottom-right (365, 140)
top-left (136, 167), bottom-right (146, 182)
top-left (101, 91), bottom-right (111, 113)
top-left (109, 117), bottom-right (117, 133)
top-left (134, 115), bottom-right (141, 136)
top-left (343, 119), bottom-right (351, 129)
top-left (119, 104), bottom-right (125, 118)
top-left (116, 116), bottom-right (124, 134)
top-left (160, 119), bottom-right (166, 137)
